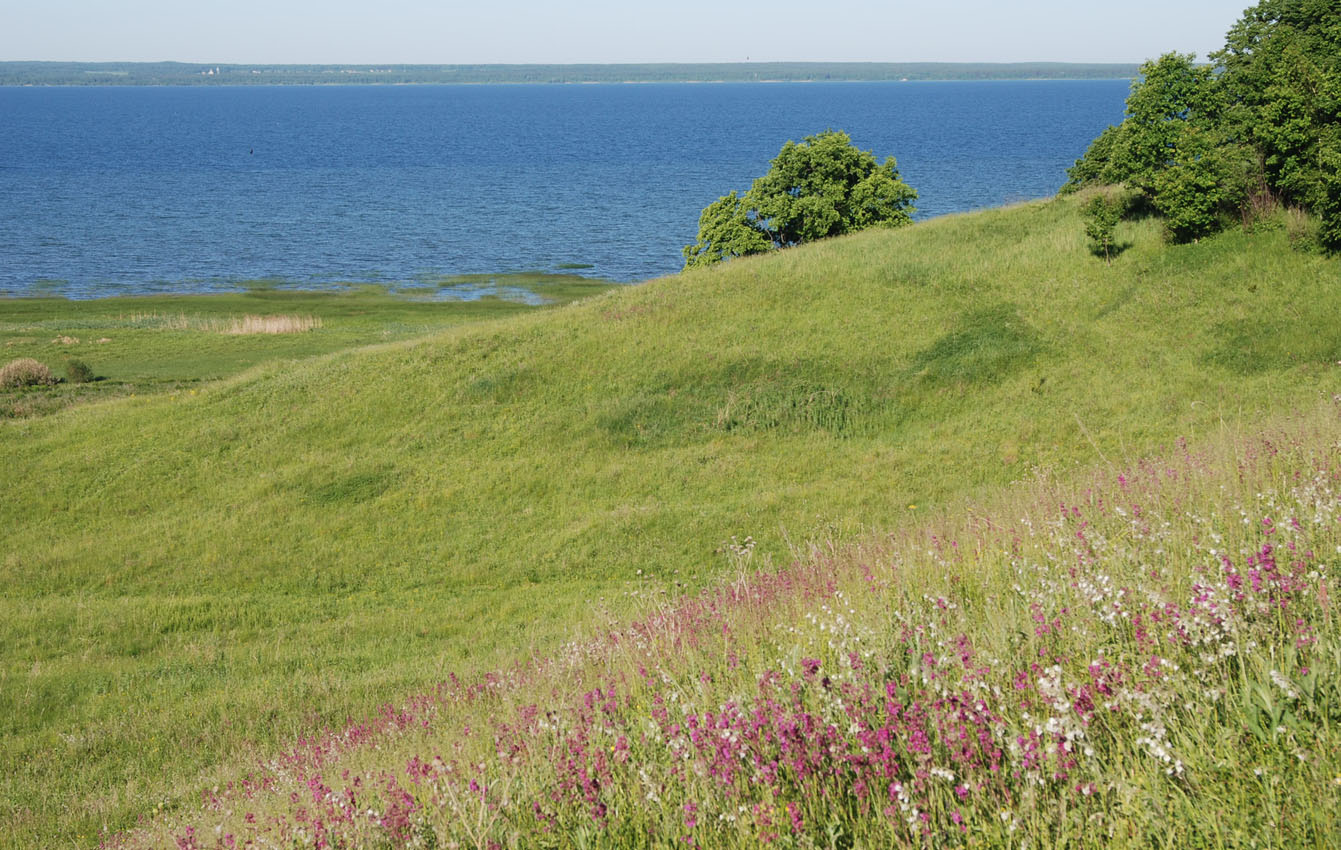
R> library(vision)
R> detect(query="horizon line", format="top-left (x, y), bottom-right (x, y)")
top-left (0, 59), bottom-right (1146, 67)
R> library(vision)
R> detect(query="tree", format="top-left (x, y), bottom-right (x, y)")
top-left (1215, 0), bottom-right (1341, 249)
top-left (1082, 194), bottom-right (1123, 263)
top-left (1120, 53), bottom-right (1223, 190)
top-left (1153, 129), bottom-right (1249, 243)
top-left (1066, 1), bottom-right (1341, 252)
top-left (683, 130), bottom-right (917, 269)
top-left (1065, 53), bottom-right (1223, 196)
top-left (681, 192), bottom-right (773, 268)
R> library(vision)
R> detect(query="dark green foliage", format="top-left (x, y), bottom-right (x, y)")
top-left (681, 192), bottom-right (774, 269)
top-left (1320, 151), bottom-right (1341, 251)
top-left (1067, 53), bottom-right (1243, 244)
top-left (1060, 126), bottom-right (1131, 192)
top-left (1083, 194), bottom-right (1125, 262)
top-left (1214, 0), bottom-right (1341, 250)
top-left (714, 382), bottom-right (863, 436)
top-left (684, 131), bottom-right (917, 268)
top-left (1120, 54), bottom-right (1223, 189)
top-left (1066, 53), bottom-right (1223, 197)
top-left (1067, 2), bottom-right (1341, 251)
top-left (906, 303), bottom-right (1043, 386)
top-left (64, 359), bottom-right (94, 384)
top-left (1152, 134), bottom-right (1249, 243)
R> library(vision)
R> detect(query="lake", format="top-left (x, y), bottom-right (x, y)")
top-left (0, 80), bottom-right (1128, 298)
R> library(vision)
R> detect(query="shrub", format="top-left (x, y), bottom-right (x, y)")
top-left (0, 358), bottom-right (56, 388)
top-left (1082, 193), bottom-right (1124, 262)
top-left (65, 358), bottom-right (94, 383)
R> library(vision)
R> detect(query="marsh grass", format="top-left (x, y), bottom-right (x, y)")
top-left (0, 279), bottom-right (614, 419)
top-left (219, 314), bottom-right (322, 334)
top-left (4, 195), bottom-right (1341, 847)
top-left (115, 313), bottom-right (322, 334)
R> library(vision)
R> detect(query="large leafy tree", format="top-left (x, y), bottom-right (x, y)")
top-left (683, 130), bottom-right (916, 269)
top-left (1216, 0), bottom-right (1341, 236)
top-left (1066, 53), bottom-right (1241, 242)
top-left (1065, 0), bottom-right (1341, 251)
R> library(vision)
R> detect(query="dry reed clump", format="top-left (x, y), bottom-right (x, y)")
top-left (221, 315), bottom-right (322, 335)
top-left (0, 358), bottom-right (56, 388)
top-left (121, 313), bottom-right (322, 334)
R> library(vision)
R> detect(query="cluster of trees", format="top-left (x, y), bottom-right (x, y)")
top-left (683, 131), bottom-right (917, 268)
top-left (1066, 0), bottom-right (1341, 251)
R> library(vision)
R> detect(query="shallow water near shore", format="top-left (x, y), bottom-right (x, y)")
top-left (0, 80), bottom-right (1128, 297)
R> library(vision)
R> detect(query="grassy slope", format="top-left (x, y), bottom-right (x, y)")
top-left (3, 196), bottom-right (1340, 846)
top-left (118, 403), bottom-right (1341, 849)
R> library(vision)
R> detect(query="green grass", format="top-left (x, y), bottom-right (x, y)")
top-left (114, 402), bottom-right (1341, 849)
top-left (0, 275), bottom-right (614, 418)
top-left (2, 196), bottom-right (1339, 847)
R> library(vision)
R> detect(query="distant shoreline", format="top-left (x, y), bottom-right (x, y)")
top-left (0, 61), bottom-right (1140, 87)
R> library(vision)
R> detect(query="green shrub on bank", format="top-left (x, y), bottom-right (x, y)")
top-left (1082, 192), bottom-right (1124, 262)
top-left (64, 359), bottom-right (94, 384)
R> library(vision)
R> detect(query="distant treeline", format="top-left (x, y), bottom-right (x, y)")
top-left (0, 61), bottom-right (1140, 86)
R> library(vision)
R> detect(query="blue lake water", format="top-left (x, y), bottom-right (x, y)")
top-left (0, 81), bottom-right (1128, 298)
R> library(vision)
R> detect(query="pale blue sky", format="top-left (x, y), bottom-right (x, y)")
top-left (2, 1), bottom-right (1253, 64)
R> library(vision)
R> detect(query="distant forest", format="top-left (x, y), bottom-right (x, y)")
top-left (0, 61), bottom-right (1140, 86)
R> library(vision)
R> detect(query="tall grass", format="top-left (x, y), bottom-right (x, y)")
top-left (118, 313), bottom-right (322, 334)
top-left (111, 404), bottom-right (1341, 848)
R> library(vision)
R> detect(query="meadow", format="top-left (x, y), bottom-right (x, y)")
top-left (3, 194), bottom-right (1341, 846)
top-left (113, 400), bottom-right (1341, 848)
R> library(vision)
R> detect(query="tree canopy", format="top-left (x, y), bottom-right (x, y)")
top-left (683, 131), bottom-right (917, 268)
top-left (1065, 0), bottom-right (1341, 251)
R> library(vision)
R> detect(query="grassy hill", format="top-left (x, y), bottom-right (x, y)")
top-left (3, 194), bottom-right (1340, 846)
top-left (114, 399), bottom-right (1341, 849)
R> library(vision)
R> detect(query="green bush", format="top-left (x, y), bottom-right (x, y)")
top-left (1082, 193), bottom-right (1124, 262)
top-left (0, 358), bottom-right (56, 388)
top-left (65, 359), bottom-right (94, 384)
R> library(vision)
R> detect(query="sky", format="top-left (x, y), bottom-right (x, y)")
top-left (1, 0), bottom-right (1254, 65)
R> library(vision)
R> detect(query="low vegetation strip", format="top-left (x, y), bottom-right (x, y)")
top-left (219, 315), bottom-right (322, 335)
top-left (106, 313), bottom-right (321, 334)
top-left (112, 405), bottom-right (1341, 848)
top-left (0, 61), bottom-right (1142, 86)
top-left (0, 279), bottom-right (613, 419)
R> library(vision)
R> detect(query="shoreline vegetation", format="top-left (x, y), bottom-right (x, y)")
top-left (0, 61), bottom-right (1142, 87)
top-left (0, 275), bottom-right (615, 419)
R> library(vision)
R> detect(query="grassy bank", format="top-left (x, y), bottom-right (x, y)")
top-left (114, 403), bottom-right (1341, 848)
top-left (3, 195), bottom-right (1340, 846)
